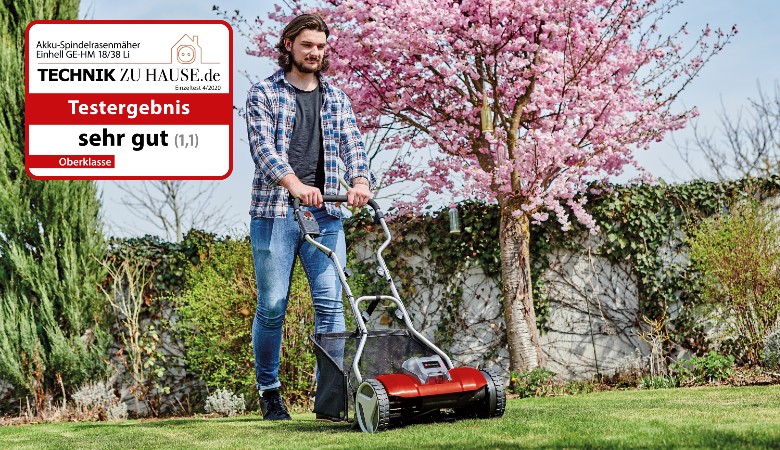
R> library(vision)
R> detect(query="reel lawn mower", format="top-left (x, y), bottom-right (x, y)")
top-left (293, 196), bottom-right (505, 433)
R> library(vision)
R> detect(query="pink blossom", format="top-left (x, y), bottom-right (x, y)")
top-left (250, 0), bottom-right (734, 228)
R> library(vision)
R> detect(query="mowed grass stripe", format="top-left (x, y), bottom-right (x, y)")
top-left (1, 385), bottom-right (779, 449)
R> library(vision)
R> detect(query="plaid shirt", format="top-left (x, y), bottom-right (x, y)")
top-left (246, 69), bottom-right (374, 218)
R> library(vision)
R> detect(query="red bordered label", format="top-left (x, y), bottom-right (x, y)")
top-left (25, 20), bottom-right (233, 180)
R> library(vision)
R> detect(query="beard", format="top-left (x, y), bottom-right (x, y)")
top-left (292, 54), bottom-right (323, 74)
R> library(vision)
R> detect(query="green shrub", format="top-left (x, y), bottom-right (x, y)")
top-left (0, 0), bottom-right (109, 410)
top-left (687, 200), bottom-right (780, 364)
top-left (670, 351), bottom-right (735, 385)
top-left (509, 367), bottom-right (557, 398)
top-left (175, 237), bottom-right (315, 411)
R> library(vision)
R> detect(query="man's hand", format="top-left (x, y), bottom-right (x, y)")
top-left (279, 174), bottom-right (322, 207)
top-left (347, 181), bottom-right (372, 208)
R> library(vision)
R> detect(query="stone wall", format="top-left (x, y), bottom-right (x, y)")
top-left (356, 233), bottom-right (655, 381)
top-left (540, 240), bottom-right (648, 380)
top-left (356, 194), bottom-right (780, 381)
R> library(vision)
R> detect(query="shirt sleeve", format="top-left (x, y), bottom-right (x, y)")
top-left (337, 92), bottom-right (376, 188)
top-left (246, 83), bottom-right (294, 185)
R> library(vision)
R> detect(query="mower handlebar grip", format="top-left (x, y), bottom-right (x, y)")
top-left (292, 196), bottom-right (382, 221)
top-left (322, 195), bottom-right (380, 213)
top-left (294, 196), bottom-right (376, 210)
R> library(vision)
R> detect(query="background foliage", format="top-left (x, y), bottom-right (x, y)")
top-left (174, 237), bottom-right (316, 411)
top-left (585, 177), bottom-right (780, 357)
top-left (345, 176), bottom-right (780, 364)
top-left (97, 231), bottom-right (216, 416)
top-left (3, 172), bottom-right (778, 414)
top-left (0, 0), bottom-right (109, 410)
top-left (687, 200), bottom-right (780, 364)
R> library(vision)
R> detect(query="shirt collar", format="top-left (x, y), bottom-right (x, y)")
top-left (271, 68), bottom-right (331, 92)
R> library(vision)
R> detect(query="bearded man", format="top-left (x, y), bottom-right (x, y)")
top-left (245, 13), bottom-right (373, 420)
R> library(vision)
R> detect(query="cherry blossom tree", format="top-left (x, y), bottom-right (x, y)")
top-left (247, 0), bottom-right (735, 371)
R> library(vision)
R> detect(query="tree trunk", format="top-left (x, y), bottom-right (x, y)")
top-left (499, 205), bottom-right (545, 372)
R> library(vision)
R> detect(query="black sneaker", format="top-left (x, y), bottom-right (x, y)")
top-left (260, 389), bottom-right (291, 420)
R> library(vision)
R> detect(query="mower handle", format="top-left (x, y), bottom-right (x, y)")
top-left (291, 194), bottom-right (405, 346)
top-left (292, 195), bottom-right (380, 212)
top-left (292, 196), bottom-right (383, 225)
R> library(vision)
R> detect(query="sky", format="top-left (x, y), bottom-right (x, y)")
top-left (74, 0), bottom-right (780, 238)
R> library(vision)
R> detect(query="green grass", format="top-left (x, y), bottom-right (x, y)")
top-left (2, 386), bottom-right (780, 449)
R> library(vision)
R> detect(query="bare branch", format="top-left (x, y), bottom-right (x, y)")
top-left (115, 181), bottom-right (233, 241)
top-left (676, 82), bottom-right (780, 181)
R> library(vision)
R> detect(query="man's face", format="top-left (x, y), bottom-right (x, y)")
top-left (285, 29), bottom-right (327, 74)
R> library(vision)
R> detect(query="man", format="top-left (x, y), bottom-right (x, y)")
top-left (245, 13), bottom-right (373, 421)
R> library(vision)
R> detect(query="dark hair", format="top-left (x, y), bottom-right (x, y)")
top-left (275, 13), bottom-right (331, 73)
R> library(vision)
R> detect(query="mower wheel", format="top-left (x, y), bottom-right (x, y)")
top-left (479, 368), bottom-right (506, 418)
top-left (355, 379), bottom-right (390, 433)
top-left (453, 368), bottom-right (506, 419)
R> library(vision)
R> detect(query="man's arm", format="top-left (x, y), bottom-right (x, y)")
top-left (246, 83), bottom-right (294, 186)
top-left (278, 173), bottom-right (322, 208)
top-left (345, 176), bottom-right (371, 208)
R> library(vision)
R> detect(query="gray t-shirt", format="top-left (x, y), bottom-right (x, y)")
top-left (288, 85), bottom-right (325, 192)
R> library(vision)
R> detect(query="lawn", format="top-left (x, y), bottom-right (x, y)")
top-left (1, 385), bottom-right (779, 449)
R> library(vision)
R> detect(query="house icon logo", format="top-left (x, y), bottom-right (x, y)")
top-left (171, 34), bottom-right (202, 64)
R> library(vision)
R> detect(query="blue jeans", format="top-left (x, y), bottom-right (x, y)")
top-left (250, 206), bottom-right (346, 391)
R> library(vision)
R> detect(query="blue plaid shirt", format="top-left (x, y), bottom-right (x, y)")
top-left (246, 69), bottom-right (374, 218)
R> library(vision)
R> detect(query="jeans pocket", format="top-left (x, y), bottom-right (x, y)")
top-left (250, 218), bottom-right (274, 252)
